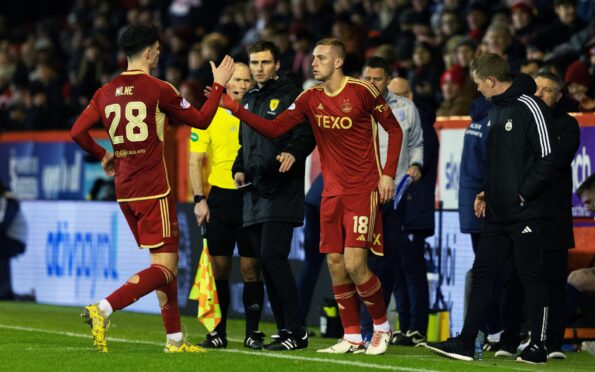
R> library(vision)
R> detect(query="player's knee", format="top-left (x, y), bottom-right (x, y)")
top-left (240, 266), bottom-right (260, 282)
top-left (326, 254), bottom-right (342, 269)
top-left (156, 290), bottom-right (168, 307)
top-left (345, 261), bottom-right (366, 281)
top-left (239, 258), bottom-right (260, 281)
top-left (127, 274), bottom-right (140, 284)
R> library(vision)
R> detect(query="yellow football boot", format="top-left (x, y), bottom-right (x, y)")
top-left (81, 304), bottom-right (109, 352)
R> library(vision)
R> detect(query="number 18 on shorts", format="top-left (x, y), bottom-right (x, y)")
top-left (319, 191), bottom-right (384, 256)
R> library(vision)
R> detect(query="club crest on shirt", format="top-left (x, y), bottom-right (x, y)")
top-left (505, 119), bottom-right (513, 131)
top-left (180, 98), bottom-right (191, 109)
top-left (342, 99), bottom-right (352, 113)
top-left (269, 99), bottom-right (279, 111)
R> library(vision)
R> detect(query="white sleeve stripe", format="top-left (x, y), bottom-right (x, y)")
top-left (518, 95), bottom-right (550, 157)
top-left (520, 94), bottom-right (550, 156)
top-left (519, 95), bottom-right (550, 156)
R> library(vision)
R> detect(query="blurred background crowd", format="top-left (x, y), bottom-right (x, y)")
top-left (0, 0), bottom-right (594, 132)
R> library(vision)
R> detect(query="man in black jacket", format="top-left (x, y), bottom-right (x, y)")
top-left (232, 40), bottom-right (316, 350)
top-left (425, 53), bottom-right (557, 364)
top-left (495, 71), bottom-right (580, 360)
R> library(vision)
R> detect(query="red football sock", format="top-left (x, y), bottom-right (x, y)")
top-left (356, 275), bottom-right (387, 325)
top-left (106, 264), bottom-right (173, 311)
top-left (156, 276), bottom-right (181, 334)
top-left (333, 282), bottom-right (361, 335)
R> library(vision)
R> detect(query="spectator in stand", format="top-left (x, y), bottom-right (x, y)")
top-left (453, 38), bottom-right (480, 99)
top-left (510, 0), bottom-right (538, 47)
top-left (534, 0), bottom-right (586, 54)
top-left (483, 23), bottom-right (525, 73)
top-left (521, 59), bottom-right (543, 77)
top-left (436, 66), bottom-right (473, 116)
top-left (190, 33), bottom-right (229, 86)
top-left (526, 44), bottom-right (546, 62)
top-left (564, 59), bottom-right (594, 112)
top-left (408, 41), bottom-right (442, 109)
top-left (436, 9), bottom-right (464, 50)
top-left (465, 0), bottom-right (490, 43)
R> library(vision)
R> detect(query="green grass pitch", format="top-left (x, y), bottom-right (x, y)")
top-left (1, 302), bottom-right (593, 371)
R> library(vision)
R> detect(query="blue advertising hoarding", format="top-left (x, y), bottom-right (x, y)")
top-left (0, 140), bottom-right (111, 200)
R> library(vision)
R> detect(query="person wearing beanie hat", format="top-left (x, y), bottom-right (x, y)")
top-left (565, 59), bottom-right (594, 111)
top-left (437, 67), bottom-right (473, 116)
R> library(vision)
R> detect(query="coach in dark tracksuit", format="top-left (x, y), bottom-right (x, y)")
top-left (232, 41), bottom-right (315, 350)
top-left (498, 71), bottom-right (580, 359)
top-left (426, 54), bottom-right (556, 364)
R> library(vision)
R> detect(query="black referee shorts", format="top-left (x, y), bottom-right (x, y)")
top-left (206, 186), bottom-right (255, 258)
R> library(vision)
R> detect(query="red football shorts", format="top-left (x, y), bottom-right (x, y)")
top-left (319, 190), bottom-right (384, 256)
top-left (119, 193), bottom-right (179, 251)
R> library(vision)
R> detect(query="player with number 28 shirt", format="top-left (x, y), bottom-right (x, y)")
top-left (70, 24), bottom-right (234, 353)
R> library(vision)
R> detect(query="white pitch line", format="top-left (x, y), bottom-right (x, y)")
top-left (217, 348), bottom-right (438, 372)
top-left (0, 324), bottom-right (439, 372)
top-left (1, 324), bottom-right (546, 372)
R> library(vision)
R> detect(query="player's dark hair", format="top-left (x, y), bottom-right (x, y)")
top-left (119, 24), bottom-right (159, 58)
top-left (578, 174), bottom-right (595, 196)
top-left (470, 52), bottom-right (512, 82)
top-left (247, 40), bottom-right (280, 63)
top-left (363, 56), bottom-right (391, 77)
top-left (535, 70), bottom-right (563, 92)
top-left (315, 38), bottom-right (346, 59)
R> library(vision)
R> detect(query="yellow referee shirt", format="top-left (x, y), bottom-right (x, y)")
top-left (189, 107), bottom-right (240, 190)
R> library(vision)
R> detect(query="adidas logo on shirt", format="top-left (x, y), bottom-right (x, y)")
top-left (521, 226), bottom-right (533, 234)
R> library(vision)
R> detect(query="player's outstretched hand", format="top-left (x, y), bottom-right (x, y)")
top-left (474, 191), bottom-right (486, 218)
top-left (378, 175), bottom-right (395, 204)
top-left (211, 55), bottom-right (235, 87)
top-left (102, 152), bottom-right (115, 176)
top-left (277, 152), bottom-right (296, 173)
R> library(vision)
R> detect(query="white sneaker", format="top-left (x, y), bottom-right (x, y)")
top-left (365, 330), bottom-right (390, 355)
top-left (317, 339), bottom-right (366, 354)
top-left (582, 341), bottom-right (595, 356)
top-left (547, 350), bottom-right (566, 360)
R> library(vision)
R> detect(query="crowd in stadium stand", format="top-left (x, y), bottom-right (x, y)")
top-left (0, 0), bottom-right (594, 131)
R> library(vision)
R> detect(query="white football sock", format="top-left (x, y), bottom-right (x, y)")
top-left (98, 299), bottom-right (113, 317)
